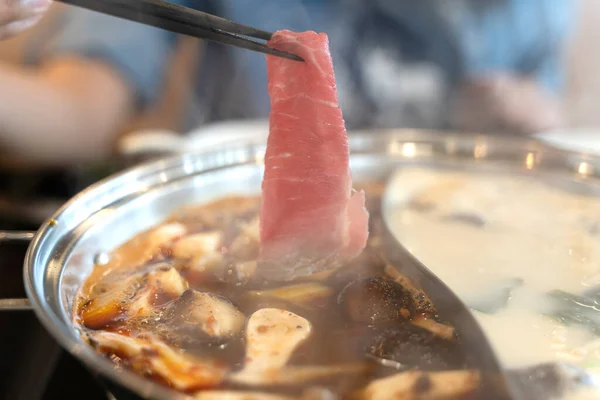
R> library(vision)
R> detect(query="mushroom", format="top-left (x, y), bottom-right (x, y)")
top-left (88, 331), bottom-right (226, 391)
top-left (300, 269), bottom-right (339, 282)
top-left (383, 264), bottom-right (435, 316)
top-left (172, 231), bottom-right (223, 260)
top-left (194, 391), bottom-right (294, 400)
top-left (128, 265), bottom-right (189, 318)
top-left (81, 264), bottom-right (189, 328)
top-left (357, 370), bottom-right (480, 400)
top-left (411, 315), bottom-right (455, 341)
top-left (337, 277), bottom-right (415, 324)
top-left (148, 223), bottom-right (188, 251)
top-left (240, 308), bottom-right (310, 370)
top-left (172, 231), bottom-right (226, 278)
top-left (230, 308), bottom-right (311, 385)
top-left (80, 274), bottom-right (143, 329)
top-left (164, 289), bottom-right (246, 342)
top-left (231, 364), bottom-right (370, 387)
top-left (229, 308), bottom-right (369, 387)
top-left (242, 283), bottom-right (333, 309)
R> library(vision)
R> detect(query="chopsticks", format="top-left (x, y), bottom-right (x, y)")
top-left (54, 0), bottom-right (304, 62)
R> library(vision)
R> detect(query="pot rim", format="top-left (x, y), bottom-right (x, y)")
top-left (22, 128), bottom-right (600, 399)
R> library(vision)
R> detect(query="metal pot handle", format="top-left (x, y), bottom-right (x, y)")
top-left (0, 231), bottom-right (34, 311)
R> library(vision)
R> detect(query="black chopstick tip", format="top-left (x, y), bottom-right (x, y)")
top-left (286, 53), bottom-right (305, 62)
top-left (272, 49), bottom-right (304, 62)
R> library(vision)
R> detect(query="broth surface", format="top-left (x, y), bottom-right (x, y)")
top-left (384, 167), bottom-right (600, 375)
top-left (74, 184), bottom-right (482, 399)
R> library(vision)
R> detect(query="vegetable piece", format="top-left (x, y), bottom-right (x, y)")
top-left (230, 308), bottom-right (311, 385)
top-left (243, 283), bottom-right (333, 308)
top-left (148, 223), bottom-right (188, 250)
top-left (80, 274), bottom-right (142, 329)
top-left (147, 265), bottom-right (189, 298)
top-left (89, 331), bottom-right (227, 391)
top-left (383, 264), bottom-right (435, 316)
top-left (230, 364), bottom-right (370, 387)
top-left (357, 370), bottom-right (480, 400)
top-left (411, 315), bottom-right (455, 341)
top-left (338, 277), bottom-right (415, 324)
top-left (172, 231), bottom-right (222, 259)
top-left (129, 266), bottom-right (189, 318)
top-left (195, 392), bottom-right (294, 400)
top-left (166, 289), bottom-right (246, 339)
top-left (188, 253), bottom-right (227, 279)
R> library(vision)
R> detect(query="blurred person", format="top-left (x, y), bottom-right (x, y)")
top-left (0, 0), bottom-right (50, 39)
top-left (0, 0), bottom-right (574, 165)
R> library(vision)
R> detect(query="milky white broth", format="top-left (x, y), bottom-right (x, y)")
top-left (383, 167), bottom-right (600, 375)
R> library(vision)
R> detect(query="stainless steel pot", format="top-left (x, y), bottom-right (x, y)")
top-left (13, 129), bottom-right (600, 399)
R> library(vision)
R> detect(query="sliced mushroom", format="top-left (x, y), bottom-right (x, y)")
top-left (243, 308), bottom-right (310, 370)
top-left (146, 265), bottom-right (189, 298)
top-left (231, 364), bottom-right (370, 387)
top-left (173, 231), bottom-right (223, 260)
top-left (80, 274), bottom-right (143, 329)
top-left (243, 283), bottom-right (333, 308)
top-left (338, 277), bottom-right (415, 324)
top-left (128, 266), bottom-right (189, 318)
top-left (88, 331), bottom-right (226, 391)
top-left (300, 269), bottom-right (339, 282)
top-left (188, 252), bottom-right (227, 279)
top-left (230, 308), bottom-right (311, 385)
top-left (357, 370), bottom-right (480, 400)
top-left (411, 316), bottom-right (455, 341)
top-left (128, 288), bottom-right (156, 319)
top-left (148, 223), bottom-right (188, 251)
top-left (384, 264), bottom-right (435, 315)
top-left (194, 391), bottom-right (294, 400)
top-left (165, 289), bottom-right (246, 340)
top-left (81, 264), bottom-right (188, 327)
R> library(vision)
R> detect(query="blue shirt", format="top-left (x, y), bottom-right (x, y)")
top-left (30, 0), bottom-right (575, 131)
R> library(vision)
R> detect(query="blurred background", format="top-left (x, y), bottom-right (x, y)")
top-left (0, 0), bottom-right (594, 228)
top-left (0, 0), bottom-right (598, 398)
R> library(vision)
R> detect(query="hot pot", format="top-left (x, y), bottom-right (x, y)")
top-left (8, 129), bottom-right (600, 399)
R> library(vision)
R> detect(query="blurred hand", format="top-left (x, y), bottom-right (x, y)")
top-left (0, 0), bottom-right (50, 39)
top-left (450, 74), bottom-right (564, 134)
